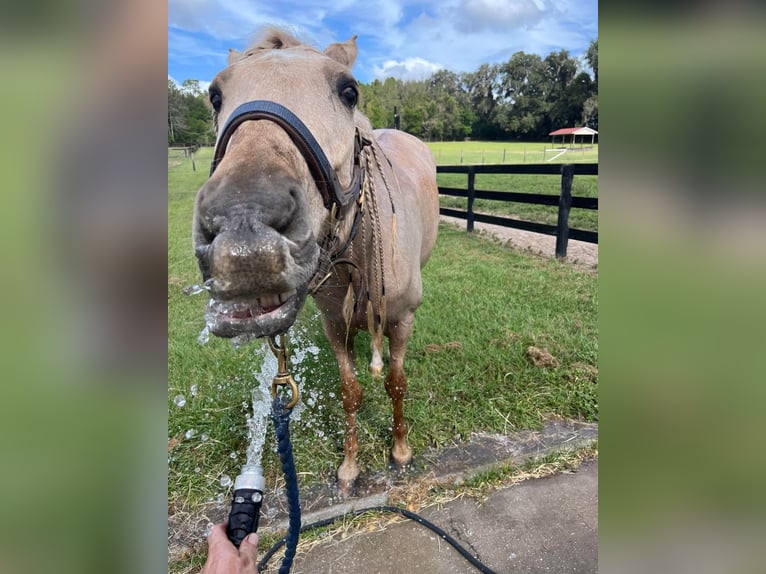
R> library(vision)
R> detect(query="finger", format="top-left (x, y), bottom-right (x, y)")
top-left (207, 523), bottom-right (237, 556)
top-left (238, 533), bottom-right (259, 568)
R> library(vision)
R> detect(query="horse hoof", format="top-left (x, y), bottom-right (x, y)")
top-left (337, 477), bottom-right (357, 497)
top-left (337, 461), bottom-right (359, 496)
top-left (369, 364), bottom-right (383, 378)
top-left (391, 446), bottom-right (413, 471)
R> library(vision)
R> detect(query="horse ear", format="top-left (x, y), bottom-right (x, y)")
top-left (324, 35), bottom-right (358, 68)
top-left (228, 48), bottom-right (241, 65)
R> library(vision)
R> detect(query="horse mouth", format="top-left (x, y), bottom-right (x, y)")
top-left (204, 287), bottom-right (307, 338)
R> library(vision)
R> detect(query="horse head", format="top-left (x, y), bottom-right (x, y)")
top-left (193, 29), bottom-right (362, 338)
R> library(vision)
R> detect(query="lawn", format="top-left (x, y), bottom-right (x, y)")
top-left (168, 144), bottom-right (598, 569)
top-left (428, 140), bottom-right (598, 165)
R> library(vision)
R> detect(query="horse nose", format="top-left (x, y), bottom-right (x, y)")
top-left (194, 173), bottom-right (302, 246)
top-left (192, 170), bottom-right (316, 300)
top-left (204, 225), bottom-right (292, 300)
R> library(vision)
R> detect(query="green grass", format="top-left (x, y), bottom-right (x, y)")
top-left (168, 146), bottom-right (597, 570)
top-left (428, 140), bottom-right (598, 165)
top-left (169, 146), bottom-right (596, 505)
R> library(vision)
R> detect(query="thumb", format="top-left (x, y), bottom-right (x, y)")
top-left (239, 532), bottom-right (260, 567)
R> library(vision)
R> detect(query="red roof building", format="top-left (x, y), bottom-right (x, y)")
top-left (548, 127), bottom-right (598, 147)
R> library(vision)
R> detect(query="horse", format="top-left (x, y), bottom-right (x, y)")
top-left (192, 28), bottom-right (440, 492)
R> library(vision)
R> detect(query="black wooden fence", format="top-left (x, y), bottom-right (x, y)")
top-left (437, 163), bottom-right (598, 258)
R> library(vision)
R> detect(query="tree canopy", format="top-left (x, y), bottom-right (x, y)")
top-left (168, 39), bottom-right (597, 145)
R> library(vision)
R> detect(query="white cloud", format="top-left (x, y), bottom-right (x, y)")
top-left (168, 75), bottom-right (211, 95)
top-left (168, 0), bottom-right (596, 84)
top-left (453, 0), bottom-right (547, 34)
top-left (373, 57), bottom-right (444, 81)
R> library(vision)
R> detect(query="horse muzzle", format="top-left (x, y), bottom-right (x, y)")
top-left (194, 223), bottom-right (318, 338)
top-left (203, 285), bottom-right (308, 338)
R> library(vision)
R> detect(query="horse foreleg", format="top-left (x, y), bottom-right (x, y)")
top-left (385, 316), bottom-right (414, 470)
top-left (369, 329), bottom-right (384, 378)
top-left (321, 316), bottom-right (362, 492)
top-left (338, 360), bottom-right (362, 492)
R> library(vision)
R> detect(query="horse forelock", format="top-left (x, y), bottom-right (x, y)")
top-left (230, 27), bottom-right (317, 64)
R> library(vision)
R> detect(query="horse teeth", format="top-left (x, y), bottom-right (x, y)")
top-left (256, 290), bottom-right (297, 308)
top-left (257, 294), bottom-right (279, 308)
top-left (278, 289), bottom-right (297, 304)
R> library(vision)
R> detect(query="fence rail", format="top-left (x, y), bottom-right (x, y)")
top-left (436, 163), bottom-right (598, 259)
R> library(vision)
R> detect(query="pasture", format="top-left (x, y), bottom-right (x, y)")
top-left (168, 145), bottom-right (597, 569)
top-left (429, 140), bottom-right (598, 165)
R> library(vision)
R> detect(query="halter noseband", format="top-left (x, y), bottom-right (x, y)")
top-left (209, 100), bottom-right (366, 215)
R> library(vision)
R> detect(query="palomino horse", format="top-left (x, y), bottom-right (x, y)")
top-left (193, 28), bottom-right (439, 491)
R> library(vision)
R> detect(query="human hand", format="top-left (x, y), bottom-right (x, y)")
top-left (201, 523), bottom-right (259, 574)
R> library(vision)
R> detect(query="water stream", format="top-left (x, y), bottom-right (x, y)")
top-left (245, 345), bottom-right (277, 467)
top-left (183, 284), bottom-right (324, 501)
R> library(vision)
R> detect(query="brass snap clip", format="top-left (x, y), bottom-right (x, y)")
top-left (268, 334), bottom-right (300, 410)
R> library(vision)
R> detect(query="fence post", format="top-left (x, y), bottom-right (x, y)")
top-left (466, 167), bottom-right (476, 233)
top-left (555, 164), bottom-right (574, 259)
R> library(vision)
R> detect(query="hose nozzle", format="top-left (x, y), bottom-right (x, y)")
top-left (226, 464), bottom-right (265, 548)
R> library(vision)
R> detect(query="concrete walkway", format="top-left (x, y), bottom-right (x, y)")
top-left (168, 420), bottom-right (598, 573)
top-left (269, 460), bottom-right (597, 574)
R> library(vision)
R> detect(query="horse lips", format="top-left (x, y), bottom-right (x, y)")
top-left (204, 288), bottom-right (306, 338)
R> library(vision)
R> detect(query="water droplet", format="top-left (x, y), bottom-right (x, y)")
top-left (185, 428), bottom-right (196, 439)
top-left (220, 474), bottom-right (232, 488)
top-left (194, 467), bottom-right (201, 473)
top-left (216, 493), bottom-right (225, 504)
top-left (197, 325), bottom-right (210, 346)
top-left (190, 384), bottom-right (198, 397)
top-left (232, 333), bottom-right (256, 348)
top-left (229, 452), bottom-right (237, 460)
top-left (201, 434), bottom-right (209, 442)
top-left (203, 522), bottom-right (214, 537)
top-left (183, 284), bottom-right (207, 296)
top-left (173, 395), bottom-right (186, 408)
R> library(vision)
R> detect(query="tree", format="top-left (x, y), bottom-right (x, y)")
top-left (582, 39), bottom-right (598, 129)
top-left (582, 95), bottom-right (598, 130)
top-left (499, 52), bottom-right (547, 139)
top-left (463, 63), bottom-right (502, 138)
top-left (167, 79), bottom-right (215, 146)
top-left (168, 79), bottom-right (186, 144)
top-left (541, 50), bottom-right (579, 133)
top-left (181, 79), bottom-right (204, 97)
top-left (586, 39), bottom-right (598, 85)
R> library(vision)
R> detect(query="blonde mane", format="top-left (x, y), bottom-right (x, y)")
top-left (229, 27), bottom-right (316, 64)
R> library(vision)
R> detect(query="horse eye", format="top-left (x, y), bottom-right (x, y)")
top-left (340, 85), bottom-right (358, 108)
top-left (209, 89), bottom-right (222, 112)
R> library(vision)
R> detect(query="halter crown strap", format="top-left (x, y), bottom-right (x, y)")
top-left (210, 100), bottom-right (364, 212)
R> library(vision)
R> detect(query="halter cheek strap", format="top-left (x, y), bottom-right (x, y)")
top-left (210, 100), bottom-right (367, 214)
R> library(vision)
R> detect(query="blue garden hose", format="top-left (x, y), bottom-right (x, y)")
top-left (257, 395), bottom-right (301, 574)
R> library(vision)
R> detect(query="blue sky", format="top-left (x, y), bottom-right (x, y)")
top-left (168, 0), bottom-right (597, 89)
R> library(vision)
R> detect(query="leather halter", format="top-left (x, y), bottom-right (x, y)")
top-left (209, 100), bottom-right (366, 215)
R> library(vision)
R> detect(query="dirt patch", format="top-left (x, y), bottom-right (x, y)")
top-left (423, 341), bottom-right (463, 353)
top-left (527, 346), bottom-right (560, 368)
top-left (440, 216), bottom-right (598, 272)
top-left (568, 362), bottom-right (598, 383)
